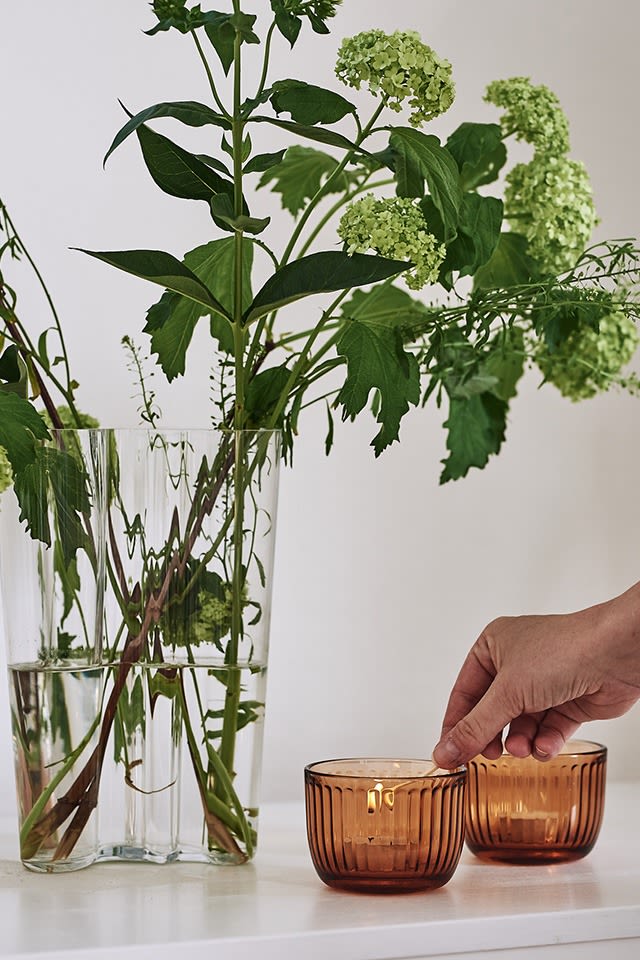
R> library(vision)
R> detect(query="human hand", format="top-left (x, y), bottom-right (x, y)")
top-left (432, 582), bottom-right (640, 769)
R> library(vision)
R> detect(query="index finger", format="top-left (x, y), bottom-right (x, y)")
top-left (438, 646), bottom-right (496, 740)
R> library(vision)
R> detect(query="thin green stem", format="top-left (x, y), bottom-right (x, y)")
top-left (191, 30), bottom-right (231, 120)
top-left (1, 204), bottom-right (73, 393)
top-left (267, 289), bottom-right (351, 429)
top-left (255, 20), bottom-right (276, 101)
top-left (279, 100), bottom-right (386, 268)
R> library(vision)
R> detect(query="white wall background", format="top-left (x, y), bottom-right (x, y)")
top-left (0, 0), bottom-right (639, 816)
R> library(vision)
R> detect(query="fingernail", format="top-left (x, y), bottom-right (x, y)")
top-left (534, 745), bottom-right (550, 759)
top-left (434, 738), bottom-right (462, 768)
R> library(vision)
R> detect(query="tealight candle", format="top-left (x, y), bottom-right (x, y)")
top-left (304, 758), bottom-right (466, 892)
top-left (465, 740), bottom-right (607, 864)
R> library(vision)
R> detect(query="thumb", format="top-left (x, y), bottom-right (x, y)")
top-left (433, 680), bottom-right (517, 768)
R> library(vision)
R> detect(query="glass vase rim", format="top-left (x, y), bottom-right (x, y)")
top-left (304, 757), bottom-right (467, 780)
top-left (47, 426), bottom-right (282, 436)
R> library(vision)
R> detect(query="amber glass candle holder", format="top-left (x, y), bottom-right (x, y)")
top-left (465, 740), bottom-right (607, 864)
top-left (304, 759), bottom-right (467, 893)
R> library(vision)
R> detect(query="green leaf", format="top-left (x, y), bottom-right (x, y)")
top-left (389, 128), bottom-right (463, 242)
top-left (144, 238), bottom-right (252, 379)
top-left (257, 145), bottom-right (351, 216)
top-left (53, 542), bottom-right (80, 624)
top-left (103, 101), bottom-right (231, 165)
top-left (473, 233), bottom-right (539, 290)
top-left (245, 364), bottom-right (291, 426)
top-left (77, 248), bottom-right (231, 320)
top-left (243, 149), bottom-right (286, 174)
top-left (271, 4), bottom-right (302, 45)
top-left (250, 115), bottom-right (361, 152)
top-left (0, 345), bottom-right (21, 383)
top-left (0, 393), bottom-right (49, 474)
top-left (14, 445), bottom-right (91, 558)
top-left (270, 80), bottom-right (356, 126)
top-left (340, 284), bottom-right (433, 343)
top-left (481, 328), bottom-right (525, 403)
top-left (324, 401), bottom-right (334, 456)
top-left (203, 11), bottom-right (260, 76)
top-left (445, 122), bottom-right (507, 190)
top-left (336, 319), bottom-right (420, 456)
top-left (440, 193), bottom-right (503, 286)
top-left (209, 195), bottom-right (270, 235)
top-left (440, 392), bottom-right (507, 483)
top-left (203, 13), bottom-right (235, 74)
top-left (136, 124), bottom-right (234, 203)
top-left (245, 251), bottom-right (410, 324)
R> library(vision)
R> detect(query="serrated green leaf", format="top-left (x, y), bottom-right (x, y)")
top-left (482, 328), bottom-right (525, 403)
top-left (257, 145), bottom-right (349, 216)
top-left (245, 251), bottom-right (409, 324)
top-left (340, 284), bottom-right (433, 343)
top-left (389, 128), bottom-right (463, 242)
top-left (445, 122), bottom-right (507, 190)
top-left (473, 233), bottom-right (539, 290)
top-left (144, 238), bottom-right (252, 379)
top-left (53, 542), bottom-right (81, 623)
top-left (104, 101), bottom-right (231, 165)
top-left (136, 124), bottom-right (234, 203)
top-left (14, 445), bottom-right (91, 558)
top-left (77, 248), bottom-right (231, 320)
top-left (336, 319), bottom-right (420, 456)
top-left (270, 80), bottom-right (355, 125)
top-left (0, 393), bottom-right (49, 474)
top-left (440, 392), bottom-right (507, 483)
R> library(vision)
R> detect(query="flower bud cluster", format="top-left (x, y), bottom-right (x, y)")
top-left (485, 77), bottom-right (569, 154)
top-left (338, 194), bottom-right (445, 290)
top-left (537, 309), bottom-right (639, 401)
top-left (280, 0), bottom-right (342, 17)
top-left (335, 30), bottom-right (455, 126)
top-left (0, 446), bottom-right (12, 494)
top-left (152, 0), bottom-right (187, 20)
top-left (505, 155), bottom-right (597, 275)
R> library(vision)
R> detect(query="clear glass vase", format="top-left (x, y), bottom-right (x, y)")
top-left (0, 429), bottom-right (108, 873)
top-left (97, 428), bottom-right (280, 865)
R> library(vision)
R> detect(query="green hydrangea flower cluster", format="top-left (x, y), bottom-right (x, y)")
top-left (0, 446), bottom-right (12, 494)
top-left (505, 155), bottom-right (597, 275)
top-left (485, 77), bottom-right (570, 155)
top-left (193, 588), bottom-right (234, 645)
top-left (43, 406), bottom-right (100, 431)
top-left (335, 30), bottom-right (455, 126)
top-left (338, 194), bottom-right (445, 290)
top-left (537, 310), bottom-right (639, 400)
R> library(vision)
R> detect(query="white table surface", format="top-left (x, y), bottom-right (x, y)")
top-left (0, 783), bottom-right (639, 960)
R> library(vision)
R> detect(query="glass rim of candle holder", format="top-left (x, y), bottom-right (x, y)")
top-left (304, 757), bottom-right (466, 780)
top-left (304, 758), bottom-right (467, 894)
top-left (465, 739), bottom-right (607, 865)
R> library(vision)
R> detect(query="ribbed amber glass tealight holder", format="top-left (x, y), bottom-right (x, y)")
top-left (465, 740), bottom-right (607, 864)
top-left (304, 759), bottom-right (467, 893)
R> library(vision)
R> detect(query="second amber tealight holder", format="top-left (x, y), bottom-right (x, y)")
top-left (465, 740), bottom-right (607, 864)
top-left (305, 758), bottom-right (466, 893)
